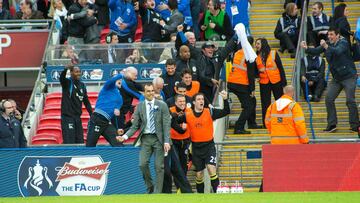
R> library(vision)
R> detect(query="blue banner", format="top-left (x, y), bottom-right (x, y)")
top-left (47, 64), bottom-right (166, 84)
top-left (0, 146), bottom-right (154, 197)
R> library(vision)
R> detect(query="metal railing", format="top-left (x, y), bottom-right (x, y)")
top-left (21, 20), bottom-right (54, 130)
top-left (291, 0), bottom-right (308, 101)
top-left (0, 19), bottom-right (52, 30)
top-left (215, 138), bottom-right (360, 189)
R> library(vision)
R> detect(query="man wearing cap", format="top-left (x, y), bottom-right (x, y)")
top-left (197, 40), bottom-right (236, 102)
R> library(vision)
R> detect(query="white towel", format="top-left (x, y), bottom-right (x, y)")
top-left (234, 23), bottom-right (257, 63)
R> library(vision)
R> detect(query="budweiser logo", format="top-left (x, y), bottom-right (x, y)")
top-left (55, 162), bottom-right (110, 181)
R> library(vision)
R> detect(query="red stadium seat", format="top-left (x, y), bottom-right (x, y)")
top-left (36, 125), bottom-right (62, 138)
top-left (100, 28), bottom-right (110, 43)
top-left (43, 106), bottom-right (61, 115)
top-left (38, 115), bottom-right (61, 126)
top-left (134, 16), bottom-right (143, 42)
top-left (45, 93), bottom-right (62, 106)
top-left (32, 133), bottom-right (62, 145)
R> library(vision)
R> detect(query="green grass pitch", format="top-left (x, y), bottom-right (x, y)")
top-left (1, 192), bottom-right (360, 203)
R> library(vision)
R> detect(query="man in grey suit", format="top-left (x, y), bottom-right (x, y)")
top-left (117, 83), bottom-right (171, 194)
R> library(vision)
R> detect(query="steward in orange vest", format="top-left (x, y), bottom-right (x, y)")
top-left (177, 92), bottom-right (230, 193)
top-left (255, 38), bottom-right (287, 125)
top-left (265, 85), bottom-right (308, 144)
top-left (228, 45), bottom-right (261, 134)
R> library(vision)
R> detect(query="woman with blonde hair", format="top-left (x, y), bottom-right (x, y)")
top-left (48, 0), bottom-right (68, 44)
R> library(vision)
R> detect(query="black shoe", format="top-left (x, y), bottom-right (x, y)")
top-left (248, 124), bottom-right (263, 129)
top-left (147, 186), bottom-right (154, 194)
top-left (234, 129), bottom-right (251, 134)
top-left (313, 96), bottom-right (320, 102)
top-left (278, 47), bottom-right (285, 53)
top-left (350, 127), bottom-right (358, 132)
top-left (323, 125), bottom-right (337, 133)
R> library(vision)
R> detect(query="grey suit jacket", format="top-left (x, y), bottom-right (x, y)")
top-left (126, 99), bottom-right (171, 147)
top-left (164, 9), bottom-right (184, 34)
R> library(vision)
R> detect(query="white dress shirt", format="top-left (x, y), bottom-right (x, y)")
top-left (144, 99), bottom-right (155, 134)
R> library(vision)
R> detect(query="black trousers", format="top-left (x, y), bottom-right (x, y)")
top-left (200, 85), bottom-right (215, 104)
top-left (228, 83), bottom-right (255, 130)
top-left (277, 32), bottom-right (298, 52)
top-left (300, 78), bottom-right (325, 100)
top-left (248, 97), bottom-right (257, 126)
top-left (118, 33), bottom-right (134, 43)
top-left (260, 82), bottom-right (284, 125)
top-left (162, 146), bottom-right (193, 193)
top-left (86, 112), bottom-right (123, 147)
top-left (172, 138), bottom-right (191, 175)
top-left (61, 115), bottom-right (84, 144)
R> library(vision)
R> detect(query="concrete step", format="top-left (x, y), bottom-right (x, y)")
top-left (225, 127), bottom-right (358, 134)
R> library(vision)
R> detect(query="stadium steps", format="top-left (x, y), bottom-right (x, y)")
top-left (218, 0), bottom-right (360, 192)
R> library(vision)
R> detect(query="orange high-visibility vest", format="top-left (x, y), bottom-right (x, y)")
top-left (170, 106), bottom-right (190, 140)
top-left (228, 49), bottom-right (249, 85)
top-left (186, 108), bottom-right (213, 142)
top-left (256, 50), bottom-right (281, 84)
top-left (185, 81), bottom-right (200, 98)
top-left (265, 95), bottom-right (309, 144)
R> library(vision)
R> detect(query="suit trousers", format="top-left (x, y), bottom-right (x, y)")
top-left (86, 112), bottom-right (123, 147)
top-left (260, 82), bottom-right (284, 125)
top-left (325, 76), bottom-right (359, 129)
top-left (139, 133), bottom-right (165, 194)
top-left (228, 83), bottom-right (255, 130)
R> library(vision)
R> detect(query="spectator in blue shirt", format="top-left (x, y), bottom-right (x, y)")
top-left (109, 0), bottom-right (137, 43)
top-left (225, 0), bottom-right (250, 33)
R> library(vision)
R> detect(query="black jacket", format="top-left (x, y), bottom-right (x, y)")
top-left (274, 13), bottom-right (301, 40)
top-left (161, 72), bottom-right (182, 99)
top-left (175, 58), bottom-right (200, 81)
top-left (95, 0), bottom-right (110, 26)
top-left (60, 68), bottom-right (92, 117)
top-left (197, 39), bottom-right (237, 88)
top-left (139, 6), bottom-right (163, 42)
top-left (0, 9), bottom-right (11, 20)
top-left (334, 16), bottom-right (352, 44)
top-left (0, 116), bottom-right (27, 148)
top-left (305, 38), bottom-right (356, 81)
top-left (120, 78), bottom-right (143, 112)
top-left (300, 55), bottom-right (325, 82)
top-left (67, 3), bottom-right (97, 38)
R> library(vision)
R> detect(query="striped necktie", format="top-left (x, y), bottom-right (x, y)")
top-left (148, 103), bottom-right (156, 134)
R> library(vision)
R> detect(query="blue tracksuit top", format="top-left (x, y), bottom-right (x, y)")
top-left (225, 0), bottom-right (249, 29)
top-left (155, 0), bottom-right (171, 21)
top-left (178, 0), bottom-right (192, 27)
top-left (109, 0), bottom-right (137, 36)
top-left (95, 74), bottom-right (143, 120)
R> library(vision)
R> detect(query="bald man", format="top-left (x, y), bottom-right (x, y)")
top-left (265, 85), bottom-right (308, 144)
top-left (119, 67), bottom-right (143, 128)
top-left (153, 77), bottom-right (166, 100)
top-left (175, 45), bottom-right (199, 81)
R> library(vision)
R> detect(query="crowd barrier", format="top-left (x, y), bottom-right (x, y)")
top-left (0, 146), bottom-right (154, 197)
